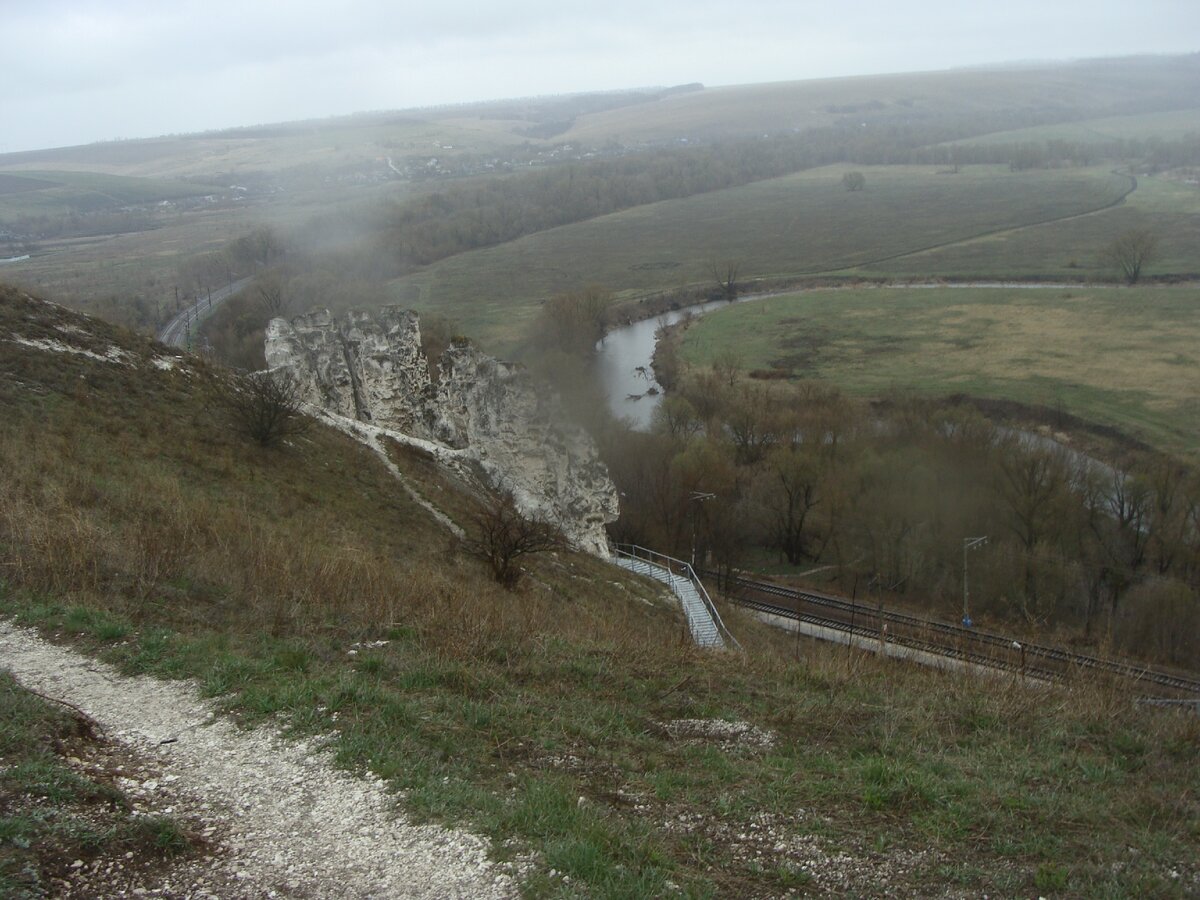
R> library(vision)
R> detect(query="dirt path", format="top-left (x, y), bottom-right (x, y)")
top-left (0, 621), bottom-right (517, 899)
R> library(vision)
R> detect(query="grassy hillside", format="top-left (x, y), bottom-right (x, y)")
top-left (0, 116), bottom-right (534, 181)
top-left (562, 55), bottom-right (1200, 146)
top-left (945, 107), bottom-right (1200, 146)
top-left (385, 164), bottom-right (1138, 351)
top-left (2, 286), bottom-right (1198, 897)
top-left (677, 284), bottom-right (1200, 459)
top-left (856, 171), bottom-right (1200, 281)
top-left (0, 171), bottom-right (224, 222)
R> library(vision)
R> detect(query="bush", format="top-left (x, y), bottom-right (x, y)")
top-left (222, 369), bottom-right (311, 448)
top-left (842, 171), bottom-right (866, 191)
top-left (464, 491), bottom-right (565, 589)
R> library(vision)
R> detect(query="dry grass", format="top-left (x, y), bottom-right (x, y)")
top-left (1, 286), bottom-right (1197, 897)
top-left (0, 285), bottom-right (672, 648)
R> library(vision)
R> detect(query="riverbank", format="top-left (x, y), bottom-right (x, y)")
top-left (598, 281), bottom-right (1199, 461)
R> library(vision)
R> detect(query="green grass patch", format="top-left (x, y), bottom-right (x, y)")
top-left (678, 284), bottom-right (1200, 458)
top-left (0, 170), bottom-right (224, 221)
top-left (11, 590), bottom-right (1197, 897)
top-left (860, 171), bottom-right (1200, 281)
top-left (0, 670), bottom-right (196, 896)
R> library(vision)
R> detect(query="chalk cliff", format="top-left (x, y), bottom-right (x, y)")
top-left (265, 308), bottom-right (618, 555)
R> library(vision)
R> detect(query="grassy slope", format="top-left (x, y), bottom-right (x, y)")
top-left (562, 57), bottom-right (1200, 145)
top-left (0, 171), bottom-right (226, 222)
top-left (386, 164), bottom-right (1135, 352)
top-left (678, 285), bottom-right (1200, 459)
top-left (0, 117), bottom-right (536, 181)
top-left (945, 107), bottom-right (1200, 146)
top-left (858, 171), bottom-right (1200, 280)
top-left (1, 286), bottom-right (1198, 897)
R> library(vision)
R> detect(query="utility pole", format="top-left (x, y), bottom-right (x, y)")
top-left (962, 536), bottom-right (988, 628)
top-left (689, 491), bottom-right (716, 569)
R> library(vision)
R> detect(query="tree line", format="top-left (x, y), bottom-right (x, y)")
top-left (599, 348), bottom-right (1200, 666)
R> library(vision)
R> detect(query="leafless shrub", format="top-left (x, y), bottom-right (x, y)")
top-left (709, 259), bottom-right (741, 299)
top-left (463, 491), bottom-right (565, 589)
top-left (254, 271), bottom-right (289, 317)
top-left (223, 369), bottom-right (311, 448)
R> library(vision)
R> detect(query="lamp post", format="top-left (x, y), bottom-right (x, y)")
top-left (962, 536), bottom-right (988, 628)
top-left (689, 491), bottom-right (716, 569)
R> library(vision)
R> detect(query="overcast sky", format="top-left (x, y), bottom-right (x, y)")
top-left (4, 0), bottom-right (1198, 153)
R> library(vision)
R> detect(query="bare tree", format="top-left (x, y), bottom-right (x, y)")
top-left (842, 171), bottom-right (866, 192)
top-left (712, 348), bottom-right (744, 388)
top-left (229, 226), bottom-right (285, 270)
top-left (725, 383), bottom-right (780, 465)
top-left (759, 446), bottom-right (822, 565)
top-left (1103, 228), bottom-right (1159, 284)
top-left (994, 444), bottom-right (1070, 621)
top-left (709, 259), bottom-right (741, 300)
top-left (465, 491), bottom-right (565, 589)
top-left (255, 271), bottom-right (289, 317)
top-left (223, 369), bottom-right (311, 448)
top-left (652, 395), bottom-right (703, 440)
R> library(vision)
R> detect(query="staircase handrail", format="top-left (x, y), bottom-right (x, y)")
top-left (612, 544), bottom-right (742, 650)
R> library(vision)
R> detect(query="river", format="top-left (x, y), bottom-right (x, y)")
top-left (594, 294), bottom-right (770, 427)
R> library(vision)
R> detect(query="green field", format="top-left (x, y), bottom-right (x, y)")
top-left (858, 172), bottom-right (1200, 280)
top-left (386, 164), bottom-right (1139, 350)
top-left (0, 170), bottom-right (224, 221)
top-left (946, 107), bottom-right (1200, 146)
top-left (678, 285), bottom-right (1200, 457)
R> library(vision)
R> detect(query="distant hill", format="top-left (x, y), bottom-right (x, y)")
top-left (3, 54), bottom-right (1197, 180)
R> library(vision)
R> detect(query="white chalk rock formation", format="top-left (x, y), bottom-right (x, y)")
top-left (265, 308), bottom-right (619, 555)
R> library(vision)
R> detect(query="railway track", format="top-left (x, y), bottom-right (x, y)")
top-left (708, 572), bottom-right (1200, 697)
top-left (158, 277), bottom-right (252, 348)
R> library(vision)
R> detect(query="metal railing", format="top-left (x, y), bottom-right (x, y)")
top-left (612, 544), bottom-right (741, 650)
top-left (710, 571), bottom-right (1200, 697)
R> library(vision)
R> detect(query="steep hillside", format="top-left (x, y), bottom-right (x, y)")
top-left (1, 286), bottom-right (1197, 898)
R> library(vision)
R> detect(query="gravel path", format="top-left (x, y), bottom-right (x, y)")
top-left (0, 621), bottom-right (517, 899)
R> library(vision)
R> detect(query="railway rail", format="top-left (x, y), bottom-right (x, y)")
top-left (708, 571), bottom-right (1200, 698)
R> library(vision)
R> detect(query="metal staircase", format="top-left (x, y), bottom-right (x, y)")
top-left (612, 545), bottom-right (738, 650)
